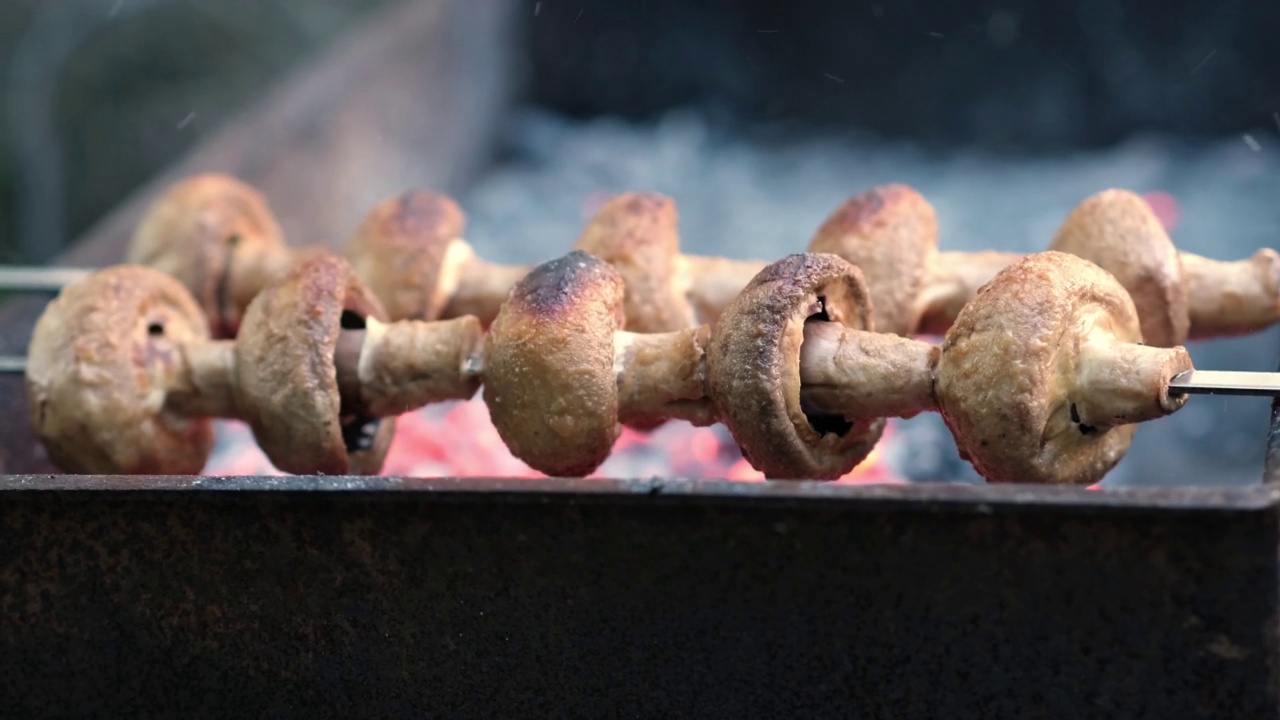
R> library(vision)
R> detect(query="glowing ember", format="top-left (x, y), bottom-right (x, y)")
top-left (202, 397), bottom-right (903, 483)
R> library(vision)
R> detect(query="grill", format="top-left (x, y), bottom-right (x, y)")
top-left (3, 1), bottom-right (1280, 717)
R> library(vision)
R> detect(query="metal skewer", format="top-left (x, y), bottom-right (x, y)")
top-left (0, 357), bottom-right (1272, 398)
top-left (0, 263), bottom-right (1274, 399)
top-left (0, 266), bottom-right (92, 293)
top-left (1166, 371), bottom-right (1280, 397)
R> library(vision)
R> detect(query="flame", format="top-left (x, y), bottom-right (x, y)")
top-left (202, 397), bottom-right (904, 483)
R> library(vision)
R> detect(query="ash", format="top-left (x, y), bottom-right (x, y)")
top-left (451, 107), bottom-right (1280, 487)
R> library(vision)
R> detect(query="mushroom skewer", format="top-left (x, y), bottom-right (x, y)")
top-left (19, 248), bottom-right (1265, 486)
top-left (24, 254), bottom-right (482, 476)
top-left (812, 184), bottom-right (1280, 345)
top-left (345, 189), bottom-right (770, 332)
top-left (484, 250), bottom-right (1233, 486)
top-left (350, 190), bottom-right (771, 435)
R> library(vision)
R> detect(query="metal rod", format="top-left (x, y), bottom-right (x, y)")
top-left (1167, 370), bottom-right (1280, 397)
top-left (0, 358), bottom-right (1275, 398)
top-left (0, 266), bottom-right (91, 292)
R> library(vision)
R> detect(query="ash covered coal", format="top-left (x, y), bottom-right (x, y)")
top-left (452, 107), bottom-right (1280, 487)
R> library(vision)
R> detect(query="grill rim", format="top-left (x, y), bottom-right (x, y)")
top-left (2, 473), bottom-right (1275, 513)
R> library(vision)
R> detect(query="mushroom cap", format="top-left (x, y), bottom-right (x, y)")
top-left (343, 189), bottom-right (468, 322)
top-left (25, 265), bottom-right (216, 474)
top-left (807, 184), bottom-right (939, 336)
top-left (573, 192), bottom-right (693, 334)
top-left (234, 253), bottom-right (396, 475)
top-left (484, 251), bottom-right (625, 477)
top-left (1049, 188), bottom-right (1189, 347)
top-left (935, 251), bottom-right (1150, 485)
top-left (126, 173), bottom-right (286, 339)
top-left (708, 253), bottom-right (886, 480)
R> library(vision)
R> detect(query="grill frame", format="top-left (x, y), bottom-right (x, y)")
top-left (0, 477), bottom-right (1276, 718)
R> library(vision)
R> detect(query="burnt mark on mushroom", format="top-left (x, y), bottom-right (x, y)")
top-left (800, 296), bottom-right (855, 437)
top-left (512, 251), bottom-right (618, 321)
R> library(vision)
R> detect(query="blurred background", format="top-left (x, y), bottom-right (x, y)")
top-left (3, 0), bottom-right (1278, 263)
top-left (2, 0), bottom-right (1278, 484)
top-left (0, 0), bottom-right (392, 264)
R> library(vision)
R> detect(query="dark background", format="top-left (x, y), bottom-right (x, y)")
top-left (528, 0), bottom-right (1280, 150)
top-left (1, 0), bottom-right (1276, 259)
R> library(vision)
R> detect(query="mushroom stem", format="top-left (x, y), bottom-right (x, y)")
top-left (344, 316), bottom-right (485, 417)
top-left (1071, 337), bottom-right (1192, 427)
top-left (677, 255), bottom-right (769, 326)
top-left (440, 243), bottom-right (533, 326)
top-left (615, 325), bottom-right (716, 426)
top-left (1182, 249), bottom-right (1280, 340)
top-left (798, 320), bottom-right (938, 420)
top-left (916, 251), bottom-right (1023, 335)
top-left (165, 340), bottom-right (240, 418)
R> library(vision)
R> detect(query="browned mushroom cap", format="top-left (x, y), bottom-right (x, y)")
top-left (708, 253), bottom-right (885, 480)
top-left (234, 253), bottom-right (396, 476)
top-left (484, 250), bottom-right (626, 477)
top-left (935, 251), bottom-right (1192, 485)
top-left (807, 184), bottom-right (937, 336)
top-left (1049, 188), bottom-right (1190, 348)
top-left (126, 173), bottom-right (288, 339)
top-left (25, 265), bottom-right (217, 474)
top-left (573, 192), bottom-right (694, 334)
top-left (343, 189), bottom-right (468, 322)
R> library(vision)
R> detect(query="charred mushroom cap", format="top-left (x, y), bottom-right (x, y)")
top-left (807, 184), bottom-right (938, 336)
top-left (126, 173), bottom-right (286, 339)
top-left (573, 192), bottom-right (693, 333)
top-left (935, 251), bottom-right (1189, 485)
top-left (235, 254), bottom-right (395, 475)
top-left (25, 265), bottom-right (216, 474)
top-left (1050, 188), bottom-right (1189, 347)
top-left (344, 189), bottom-right (468, 322)
top-left (708, 253), bottom-right (886, 480)
top-left (484, 251), bottom-right (626, 477)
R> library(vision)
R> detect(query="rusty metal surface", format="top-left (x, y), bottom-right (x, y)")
top-left (0, 477), bottom-right (1275, 718)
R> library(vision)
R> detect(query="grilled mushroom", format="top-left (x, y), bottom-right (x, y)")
top-left (127, 173), bottom-right (324, 338)
top-left (935, 251), bottom-right (1192, 484)
top-left (484, 251), bottom-right (715, 477)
